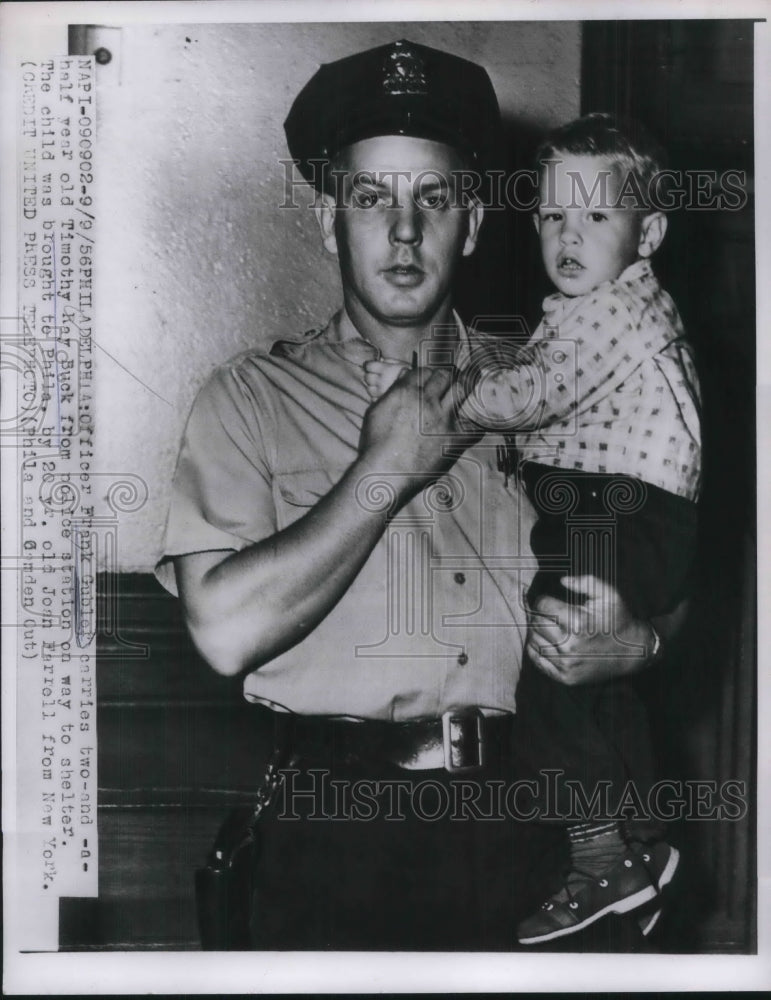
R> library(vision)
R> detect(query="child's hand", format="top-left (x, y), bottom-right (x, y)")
top-left (363, 358), bottom-right (411, 400)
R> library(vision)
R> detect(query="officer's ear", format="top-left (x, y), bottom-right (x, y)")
top-left (462, 197), bottom-right (485, 258)
top-left (314, 193), bottom-right (338, 256)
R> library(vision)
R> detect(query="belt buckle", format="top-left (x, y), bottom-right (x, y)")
top-left (442, 709), bottom-right (483, 772)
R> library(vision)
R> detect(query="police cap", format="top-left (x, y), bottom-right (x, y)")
top-left (284, 39), bottom-right (501, 191)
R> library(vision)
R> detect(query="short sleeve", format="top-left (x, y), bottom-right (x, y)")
top-left (155, 362), bottom-right (277, 595)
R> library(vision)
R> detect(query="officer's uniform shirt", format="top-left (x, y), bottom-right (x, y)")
top-left (156, 309), bottom-right (537, 721)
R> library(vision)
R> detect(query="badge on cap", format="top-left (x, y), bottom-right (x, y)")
top-left (382, 41), bottom-right (428, 96)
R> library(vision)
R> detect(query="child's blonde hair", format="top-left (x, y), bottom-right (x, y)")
top-left (535, 112), bottom-right (667, 211)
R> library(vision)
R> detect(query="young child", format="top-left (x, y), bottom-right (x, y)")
top-left (363, 113), bottom-right (702, 945)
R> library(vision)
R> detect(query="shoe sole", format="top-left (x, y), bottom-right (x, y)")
top-left (637, 846), bottom-right (680, 937)
top-left (518, 884), bottom-right (657, 944)
top-left (638, 906), bottom-right (662, 937)
top-left (519, 848), bottom-right (680, 946)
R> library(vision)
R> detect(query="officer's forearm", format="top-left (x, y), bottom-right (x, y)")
top-left (174, 452), bottom-right (400, 677)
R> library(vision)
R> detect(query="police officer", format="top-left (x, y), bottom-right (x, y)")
top-left (156, 39), bottom-right (671, 950)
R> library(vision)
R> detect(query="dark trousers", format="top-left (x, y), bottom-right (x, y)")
top-left (515, 463), bottom-right (699, 831)
top-left (248, 722), bottom-right (566, 951)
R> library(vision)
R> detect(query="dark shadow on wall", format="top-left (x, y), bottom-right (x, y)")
top-left (455, 117), bottom-right (549, 337)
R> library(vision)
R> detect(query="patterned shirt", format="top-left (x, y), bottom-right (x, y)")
top-left (475, 260), bottom-right (701, 501)
top-left (156, 310), bottom-right (537, 721)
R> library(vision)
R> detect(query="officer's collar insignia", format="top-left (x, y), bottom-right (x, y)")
top-left (382, 42), bottom-right (428, 95)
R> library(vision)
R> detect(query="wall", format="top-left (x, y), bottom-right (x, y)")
top-left (90, 20), bottom-right (582, 571)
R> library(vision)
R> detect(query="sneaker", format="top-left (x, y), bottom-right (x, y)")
top-left (630, 842), bottom-right (680, 937)
top-left (517, 845), bottom-right (673, 945)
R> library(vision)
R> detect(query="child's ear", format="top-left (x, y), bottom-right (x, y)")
top-left (532, 213), bottom-right (541, 235)
top-left (638, 211), bottom-right (667, 259)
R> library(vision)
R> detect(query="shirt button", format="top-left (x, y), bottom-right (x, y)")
top-left (457, 652), bottom-right (469, 666)
top-left (454, 572), bottom-right (466, 585)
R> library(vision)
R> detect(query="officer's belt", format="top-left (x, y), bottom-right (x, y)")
top-left (286, 708), bottom-right (515, 773)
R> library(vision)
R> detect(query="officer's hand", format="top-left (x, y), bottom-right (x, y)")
top-left (525, 574), bottom-right (656, 686)
top-left (358, 366), bottom-right (465, 483)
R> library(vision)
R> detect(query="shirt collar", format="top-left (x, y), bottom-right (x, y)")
top-left (272, 307), bottom-right (469, 369)
top-left (542, 258), bottom-right (655, 316)
top-left (329, 307), bottom-right (470, 366)
top-left (617, 258), bottom-right (654, 284)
